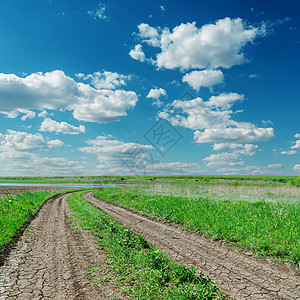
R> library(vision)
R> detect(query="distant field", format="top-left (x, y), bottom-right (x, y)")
top-left (0, 174), bottom-right (299, 186)
top-left (95, 186), bottom-right (300, 266)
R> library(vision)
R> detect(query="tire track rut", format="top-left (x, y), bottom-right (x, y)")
top-left (83, 192), bottom-right (300, 300)
top-left (0, 192), bottom-right (126, 300)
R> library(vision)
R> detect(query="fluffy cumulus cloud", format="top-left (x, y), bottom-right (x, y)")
top-left (294, 164), bottom-right (300, 173)
top-left (194, 127), bottom-right (274, 144)
top-left (203, 152), bottom-right (244, 168)
top-left (16, 109), bottom-right (36, 121)
top-left (38, 110), bottom-right (48, 118)
top-left (207, 93), bottom-right (244, 108)
top-left (280, 133), bottom-right (300, 155)
top-left (0, 150), bottom-right (83, 176)
top-left (131, 17), bottom-right (267, 70)
top-left (39, 118), bottom-right (86, 135)
top-left (147, 88), bottom-right (166, 99)
top-left (158, 94), bottom-right (274, 144)
top-left (0, 70), bottom-right (138, 124)
top-left (182, 69), bottom-right (224, 90)
top-left (281, 150), bottom-right (297, 155)
top-left (291, 133), bottom-right (300, 150)
top-left (72, 89), bottom-right (138, 123)
top-left (76, 71), bottom-right (131, 90)
top-left (213, 143), bottom-right (258, 156)
top-left (0, 129), bottom-right (85, 175)
top-left (0, 130), bottom-right (63, 152)
top-left (78, 136), bottom-right (154, 174)
top-left (146, 88), bottom-right (167, 107)
top-left (129, 44), bottom-right (146, 62)
top-left (137, 23), bottom-right (160, 47)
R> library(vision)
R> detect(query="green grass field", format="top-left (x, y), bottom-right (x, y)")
top-left (67, 192), bottom-right (226, 299)
top-left (0, 174), bottom-right (299, 186)
top-left (1, 176), bottom-right (298, 298)
top-left (0, 191), bottom-right (55, 261)
top-left (0, 188), bottom-right (89, 263)
top-left (94, 187), bottom-right (300, 266)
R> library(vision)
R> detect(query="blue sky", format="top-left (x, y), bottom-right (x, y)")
top-left (0, 0), bottom-right (299, 176)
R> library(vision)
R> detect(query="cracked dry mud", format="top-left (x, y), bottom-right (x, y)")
top-left (83, 192), bottom-right (300, 300)
top-left (0, 193), bottom-right (126, 300)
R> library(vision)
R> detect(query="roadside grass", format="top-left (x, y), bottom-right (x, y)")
top-left (94, 188), bottom-right (300, 266)
top-left (0, 191), bottom-right (54, 250)
top-left (67, 192), bottom-right (226, 299)
top-left (0, 188), bottom-right (89, 263)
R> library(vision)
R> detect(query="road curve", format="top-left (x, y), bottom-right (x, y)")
top-left (83, 192), bottom-right (300, 300)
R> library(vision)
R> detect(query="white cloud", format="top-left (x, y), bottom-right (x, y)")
top-left (262, 120), bottom-right (273, 126)
top-left (249, 73), bottom-right (260, 78)
top-left (147, 88), bottom-right (167, 99)
top-left (160, 5), bottom-right (166, 12)
top-left (19, 109), bottom-right (36, 121)
top-left (159, 97), bottom-right (230, 130)
top-left (76, 71), bottom-right (131, 90)
top-left (146, 88), bottom-right (166, 107)
top-left (281, 150), bottom-right (297, 155)
top-left (0, 150), bottom-right (83, 176)
top-left (294, 164), bottom-right (300, 172)
top-left (0, 130), bottom-right (63, 152)
top-left (194, 127), bottom-right (274, 144)
top-left (216, 167), bottom-right (241, 174)
top-left (0, 70), bottom-right (138, 124)
top-left (147, 162), bottom-right (205, 175)
top-left (79, 136), bottom-right (206, 175)
top-left (267, 163), bottom-right (282, 169)
top-left (137, 23), bottom-right (160, 47)
top-left (158, 95), bottom-right (274, 144)
top-left (203, 152), bottom-right (244, 168)
top-left (47, 139), bottom-right (65, 148)
top-left (129, 44), bottom-right (146, 62)
top-left (151, 99), bottom-right (164, 107)
top-left (78, 136), bottom-right (153, 174)
top-left (213, 143), bottom-right (258, 156)
top-left (242, 165), bottom-right (283, 175)
top-left (38, 110), bottom-right (48, 118)
top-left (72, 89), bottom-right (138, 123)
top-left (279, 133), bottom-right (300, 155)
top-left (182, 69), bottom-right (224, 90)
top-left (87, 3), bottom-right (108, 20)
top-left (132, 17), bottom-right (267, 70)
top-left (40, 118), bottom-right (86, 135)
top-left (291, 135), bottom-right (300, 149)
top-left (207, 93), bottom-right (244, 108)
top-left (4, 108), bottom-right (36, 120)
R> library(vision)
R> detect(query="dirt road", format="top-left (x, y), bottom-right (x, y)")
top-left (0, 193), bottom-right (125, 300)
top-left (83, 192), bottom-right (300, 300)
